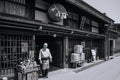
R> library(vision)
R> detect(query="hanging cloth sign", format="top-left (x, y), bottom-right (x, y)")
top-left (48, 4), bottom-right (68, 22)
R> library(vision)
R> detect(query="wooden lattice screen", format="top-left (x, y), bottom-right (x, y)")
top-left (0, 34), bottom-right (32, 78)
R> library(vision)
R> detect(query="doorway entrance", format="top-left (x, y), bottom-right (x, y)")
top-left (35, 35), bottom-right (64, 69)
top-left (110, 40), bottom-right (114, 56)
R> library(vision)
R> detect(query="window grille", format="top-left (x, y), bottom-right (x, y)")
top-left (64, 11), bottom-right (79, 29)
top-left (0, 34), bottom-right (32, 77)
top-left (0, 0), bottom-right (26, 17)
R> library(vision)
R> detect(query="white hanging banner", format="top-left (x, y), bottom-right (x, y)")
top-left (21, 42), bottom-right (28, 53)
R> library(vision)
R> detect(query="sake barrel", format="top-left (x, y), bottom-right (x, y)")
top-left (71, 53), bottom-right (80, 63)
top-left (74, 45), bottom-right (83, 53)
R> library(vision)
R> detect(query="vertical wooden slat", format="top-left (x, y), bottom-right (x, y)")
top-left (0, 34), bottom-right (1, 76)
top-left (3, 35), bottom-right (5, 75)
top-left (1, 35), bottom-right (2, 76)
top-left (63, 36), bottom-right (69, 68)
top-left (10, 35), bottom-right (12, 75)
top-left (17, 36), bottom-right (22, 59)
top-left (6, 35), bottom-right (8, 75)
top-left (1, 0), bottom-right (26, 17)
top-left (0, 33), bottom-right (32, 77)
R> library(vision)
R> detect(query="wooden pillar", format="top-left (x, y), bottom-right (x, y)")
top-left (107, 39), bottom-right (110, 59)
top-left (63, 36), bottom-right (69, 68)
top-left (32, 35), bottom-right (35, 59)
top-left (104, 36), bottom-right (108, 60)
top-left (104, 33), bottom-right (110, 60)
top-left (32, 35), bottom-right (35, 50)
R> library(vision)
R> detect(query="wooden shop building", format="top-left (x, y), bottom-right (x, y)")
top-left (0, 0), bottom-right (114, 78)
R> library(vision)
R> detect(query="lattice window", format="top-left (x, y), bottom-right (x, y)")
top-left (0, 0), bottom-right (26, 17)
top-left (64, 11), bottom-right (79, 29)
top-left (0, 34), bottom-right (32, 77)
top-left (91, 21), bottom-right (99, 33)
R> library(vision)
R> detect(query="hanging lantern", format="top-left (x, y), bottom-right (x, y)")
top-left (53, 34), bottom-right (57, 37)
top-left (48, 4), bottom-right (68, 22)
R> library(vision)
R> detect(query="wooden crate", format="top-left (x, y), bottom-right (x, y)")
top-left (17, 67), bottom-right (39, 80)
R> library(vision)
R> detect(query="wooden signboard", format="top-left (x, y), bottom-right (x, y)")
top-left (21, 42), bottom-right (28, 53)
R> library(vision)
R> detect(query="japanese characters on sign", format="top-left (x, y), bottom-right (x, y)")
top-left (48, 4), bottom-right (68, 22)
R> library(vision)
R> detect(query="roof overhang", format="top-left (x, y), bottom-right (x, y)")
top-left (0, 16), bottom-right (105, 39)
top-left (65, 0), bottom-right (114, 24)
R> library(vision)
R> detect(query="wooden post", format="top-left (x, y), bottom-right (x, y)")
top-left (63, 36), bottom-right (69, 68)
top-left (32, 35), bottom-right (35, 60)
top-left (104, 28), bottom-right (110, 60)
top-left (104, 36), bottom-right (108, 60)
top-left (107, 33), bottom-right (110, 60)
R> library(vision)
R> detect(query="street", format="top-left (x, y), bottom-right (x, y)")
top-left (39, 56), bottom-right (120, 80)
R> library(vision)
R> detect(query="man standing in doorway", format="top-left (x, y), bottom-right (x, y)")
top-left (39, 43), bottom-right (52, 78)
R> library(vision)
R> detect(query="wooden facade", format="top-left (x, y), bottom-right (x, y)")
top-left (0, 0), bottom-right (114, 78)
top-left (111, 24), bottom-right (120, 53)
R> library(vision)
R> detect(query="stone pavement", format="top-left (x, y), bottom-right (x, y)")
top-left (38, 60), bottom-right (104, 80)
